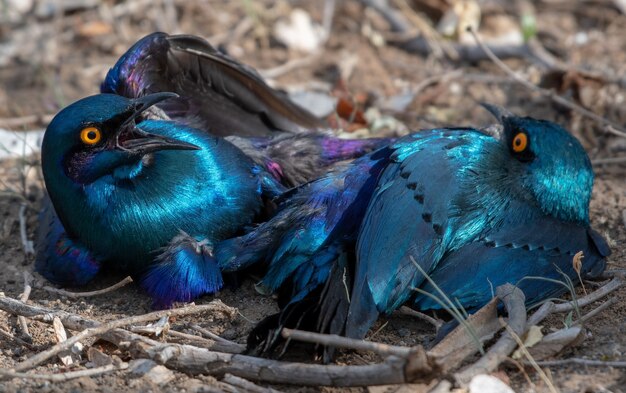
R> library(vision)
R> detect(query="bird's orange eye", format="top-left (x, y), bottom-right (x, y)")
top-left (80, 127), bottom-right (102, 145)
top-left (512, 132), bottom-right (528, 153)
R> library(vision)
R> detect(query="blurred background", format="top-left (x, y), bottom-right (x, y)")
top-left (1, 0), bottom-right (626, 150)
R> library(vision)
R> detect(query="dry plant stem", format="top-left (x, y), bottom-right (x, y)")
top-left (259, 53), bottom-right (320, 80)
top-left (167, 329), bottom-right (246, 354)
top-left (17, 271), bottom-right (33, 341)
top-left (0, 114), bottom-right (55, 128)
top-left (528, 276), bottom-right (623, 326)
top-left (18, 204), bottom-right (35, 255)
top-left (527, 301), bottom-right (555, 327)
top-left (0, 363), bottom-right (128, 382)
top-left (189, 324), bottom-right (237, 345)
top-left (127, 340), bottom-right (414, 386)
top-left (40, 276), bottom-right (134, 298)
top-left (467, 27), bottom-right (626, 134)
top-left (397, 306), bottom-right (443, 330)
top-left (11, 300), bottom-right (236, 372)
top-left (455, 284), bottom-right (527, 385)
top-left (573, 297), bottom-right (616, 326)
top-left (281, 328), bottom-right (418, 358)
top-left (223, 373), bottom-right (284, 393)
top-left (534, 358), bottom-right (626, 368)
top-left (592, 156), bottom-right (626, 165)
top-left (553, 276), bottom-right (623, 312)
top-left (501, 321), bottom-right (558, 393)
top-left (0, 294), bottom-right (156, 345)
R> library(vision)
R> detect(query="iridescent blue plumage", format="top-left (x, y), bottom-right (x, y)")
top-left (37, 93), bottom-right (283, 306)
top-left (217, 105), bottom-right (609, 352)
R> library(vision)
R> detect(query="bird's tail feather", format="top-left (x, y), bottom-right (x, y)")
top-left (246, 252), bottom-right (354, 361)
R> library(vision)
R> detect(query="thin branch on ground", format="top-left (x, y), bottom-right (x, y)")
top-left (11, 300), bottom-right (236, 372)
top-left (0, 363), bottom-right (128, 382)
top-left (126, 340), bottom-right (419, 386)
top-left (18, 204), bottom-right (35, 255)
top-left (17, 271), bottom-right (33, 342)
top-left (552, 277), bottom-right (623, 313)
top-left (0, 114), bottom-right (55, 129)
top-left (527, 276), bottom-right (622, 327)
top-left (189, 324), bottom-right (233, 344)
top-left (38, 276), bottom-right (134, 298)
top-left (455, 284), bottom-right (527, 385)
top-left (259, 53), bottom-right (321, 80)
top-left (592, 156), bottom-right (626, 166)
top-left (573, 297), bottom-right (616, 326)
top-left (533, 358), bottom-right (626, 368)
top-left (281, 328), bottom-right (418, 358)
top-left (397, 306), bottom-right (443, 330)
top-left (467, 27), bottom-right (626, 134)
top-left (167, 329), bottom-right (246, 354)
top-left (222, 373), bottom-right (285, 393)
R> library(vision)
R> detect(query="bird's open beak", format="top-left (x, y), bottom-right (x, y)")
top-left (117, 92), bottom-right (201, 154)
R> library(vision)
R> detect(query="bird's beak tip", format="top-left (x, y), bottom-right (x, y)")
top-left (480, 102), bottom-right (514, 124)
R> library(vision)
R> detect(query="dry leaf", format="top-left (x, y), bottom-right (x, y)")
top-left (573, 251), bottom-right (587, 295)
top-left (53, 316), bottom-right (74, 366)
top-left (512, 325), bottom-right (543, 359)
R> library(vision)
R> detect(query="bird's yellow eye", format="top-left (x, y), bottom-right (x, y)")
top-left (512, 132), bottom-right (528, 153)
top-left (80, 127), bottom-right (102, 145)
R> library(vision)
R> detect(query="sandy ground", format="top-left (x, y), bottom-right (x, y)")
top-left (1, 1), bottom-right (625, 392)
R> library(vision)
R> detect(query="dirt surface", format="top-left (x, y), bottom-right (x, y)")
top-left (1, 1), bottom-right (626, 392)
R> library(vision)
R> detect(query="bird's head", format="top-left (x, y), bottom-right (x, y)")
top-left (483, 104), bottom-right (594, 224)
top-left (42, 93), bottom-right (199, 185)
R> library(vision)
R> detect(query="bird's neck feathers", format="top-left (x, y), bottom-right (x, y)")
top-left (522, 155), bottom-right (592, 225)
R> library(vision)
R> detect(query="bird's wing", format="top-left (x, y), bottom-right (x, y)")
top-left (415, 215), bottom-right (609, 311)
top-left (346, 129), bottom-right (499, 338)
top-left (228, 134), bottom-right (394, 187)
top-left (101, 32), bottom-right (324, 136)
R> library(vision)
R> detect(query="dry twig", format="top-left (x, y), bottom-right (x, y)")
top-left (0, 363), bottom-right (128, 382)
top-left (455, 284), bottom-right (526, 385)
top-left (167, 329), bottom-right (245, 354)
top-left (126, 340), bottom-right (419, 386)
top-left (281, 328), bottom-right (417, 358)
top-left (11, 300), bottom-right (236, 372)
top-left (17, 271), bottom-right (33, 342)
top-left (0, 114), bottom-right (55, 129)
top-left (223, 373), bottom-right (284, 393)
top-left (39, 276), bottom-right (134, 298)
top-left (18, 204), bottom-right (35, 255)
top-left (534, 358), bottom-right (626, 368)
top-left (467, 27), bottom-right (626, 134)
top-left (552, 276), bottom-right (623, 313)
top-left (397, 306), bottom-right (444, 330)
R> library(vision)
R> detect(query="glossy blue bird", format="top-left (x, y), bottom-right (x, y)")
top-left (36, 32), bottom-right (392, 306)
top-left (100, 32), bottom-right (390, 187)
top-left (216, 104), bottom-right (609, 353)
top-left (36, 92), bottom-right (285, 307)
